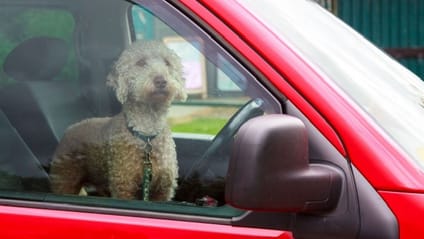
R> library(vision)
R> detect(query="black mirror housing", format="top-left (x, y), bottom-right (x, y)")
top-left (226, 115), bottom-right (342, 213)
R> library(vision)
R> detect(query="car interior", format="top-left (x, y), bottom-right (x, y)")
top-left (0, 0), bottom-right (277, 207)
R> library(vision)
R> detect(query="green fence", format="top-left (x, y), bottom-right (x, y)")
top-left (318, 0), bottom-right (424, 80)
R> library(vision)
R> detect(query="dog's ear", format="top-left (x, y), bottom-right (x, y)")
top-left (107, 65), bottom-right (128, 104)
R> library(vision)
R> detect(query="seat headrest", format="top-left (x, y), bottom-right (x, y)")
top-left (3, 37), bottom-right (69, 82)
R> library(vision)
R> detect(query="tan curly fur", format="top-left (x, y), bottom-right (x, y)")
top-left (49, 41), bottom-right (187, 201)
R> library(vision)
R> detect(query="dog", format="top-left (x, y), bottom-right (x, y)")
top-left (49, 41), bottom-right (187, 201)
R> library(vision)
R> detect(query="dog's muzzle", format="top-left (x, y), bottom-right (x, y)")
top-left (150, 75), bottom-right (170, 100)
top-left (154, 76), bottom-right (167, 89)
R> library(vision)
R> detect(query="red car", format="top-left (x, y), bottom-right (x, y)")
top-left (0, 0), bottom-right (423, 238)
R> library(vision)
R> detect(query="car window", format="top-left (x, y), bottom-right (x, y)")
top-left (0, 0), bottom-right (281, 218)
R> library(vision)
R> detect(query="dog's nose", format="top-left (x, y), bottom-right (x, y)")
top-left (154, 76), bottom-right (167, 89)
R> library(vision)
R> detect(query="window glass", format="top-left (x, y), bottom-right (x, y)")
top-left (0, 0), bottom-right (280, 218)
top-left (0, 7), bottom-right (76, 193)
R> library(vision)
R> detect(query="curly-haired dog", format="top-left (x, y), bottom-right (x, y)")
top-left (49, 41), bottom-right (187, 201)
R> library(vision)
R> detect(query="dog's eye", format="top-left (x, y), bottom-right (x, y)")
top-left (164, 58), bottom-right (171, 67)
top-left (136, 58), bottom-right (147, 67)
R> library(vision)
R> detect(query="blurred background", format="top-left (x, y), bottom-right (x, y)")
top-left (315, 0), bottom-right (424, 81)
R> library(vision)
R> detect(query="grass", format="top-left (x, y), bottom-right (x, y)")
top-left (171, 117), bottom-right (228, 135)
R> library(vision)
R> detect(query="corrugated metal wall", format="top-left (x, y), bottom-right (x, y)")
top-left (336, 0), bottom-right (424, 80)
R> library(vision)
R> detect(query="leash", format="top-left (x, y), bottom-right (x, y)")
top-left (127, 126), bottom-right (159, 201)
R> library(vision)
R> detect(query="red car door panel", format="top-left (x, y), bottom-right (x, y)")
top-left (0, 205), bottom-right (292, 239)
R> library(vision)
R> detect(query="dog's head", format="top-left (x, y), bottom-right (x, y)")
top-left (107, 41), bottom-right (187, 106)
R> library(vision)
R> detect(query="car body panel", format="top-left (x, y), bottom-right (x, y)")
top-left (0, 205), bottom-right (292, 239)
top-left (379, 191), bottom-right (424, 239)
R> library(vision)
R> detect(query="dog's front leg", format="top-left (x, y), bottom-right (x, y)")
top-left (50, 154), bottom-right (85, 195)
top-left (107, 149), bottom-right (142, 200)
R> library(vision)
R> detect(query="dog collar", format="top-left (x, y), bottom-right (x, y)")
top-left (127, 126), bottom-right (160, 143)
top-left (127, 126), bottom-right (161, 201)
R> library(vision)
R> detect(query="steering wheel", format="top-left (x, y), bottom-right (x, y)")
top-left (176, 98), bottom-right (264, 204)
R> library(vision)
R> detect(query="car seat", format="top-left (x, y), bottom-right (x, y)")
top-left (0, 37), bottom-right (93, 191)
top-left (0, 109), bottom-right (49, 192)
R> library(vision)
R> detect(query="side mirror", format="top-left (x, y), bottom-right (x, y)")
top-left (226, 115), bottom-right (342, 213)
